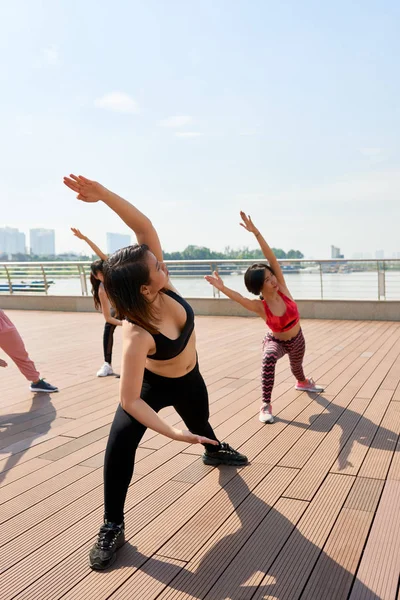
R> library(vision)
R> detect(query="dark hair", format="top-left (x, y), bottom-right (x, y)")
top-left (103, 244), bottom-right (160, 334)
top-left (90, 259), bottom-right (104, 311)
top-left (244, 263), bottom-right (275, 297)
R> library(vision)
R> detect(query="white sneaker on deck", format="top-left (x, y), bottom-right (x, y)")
top-left (259, 403), bottom-right (274, 424)
top-left (96, 363), bottom-right (114, 377)
top-left (295, 378), bottom-right (324, 393)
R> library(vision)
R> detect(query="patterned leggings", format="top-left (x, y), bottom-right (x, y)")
top-left (261, 329), bottom-right (306, 405)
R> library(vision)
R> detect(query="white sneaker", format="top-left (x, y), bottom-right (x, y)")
top-left (259, 403), bottom-right (274, 424)
top-left (295, 378), bottom-right (324, 392)
top-left (96, 363), bottom-right (114, 377)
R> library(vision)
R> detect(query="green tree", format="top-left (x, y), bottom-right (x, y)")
top-left (287, 249), bottom-right (304, 259)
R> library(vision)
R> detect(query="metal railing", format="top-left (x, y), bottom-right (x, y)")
top-left (1, 259), bottom-right (400, 300)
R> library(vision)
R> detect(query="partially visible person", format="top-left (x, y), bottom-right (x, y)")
top-left (71, 227), bottom-right (122, 377)
top-left (0, 310), bottom-right (58, 392)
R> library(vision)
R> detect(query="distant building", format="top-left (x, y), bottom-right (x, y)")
top-left (375, 250), bottom-right (384, 259)
top-left (106, 232), bottom-right (131, 254)
top-left (30, 229), bottom-right (55, 256)
top-left (331, 245), bottom-right (344, 259)
top-left (0, 227), bottom-right (26, 256)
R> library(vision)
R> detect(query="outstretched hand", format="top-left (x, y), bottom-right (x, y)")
top-left (239, 211), bottom-right (259, 235)
top-left (204, 271), bottom-right (225, 291)
top-left (70, 227), bottom-right (86, 240)
top-left (174, 429), bottom-right (219, 445)
top-left (63, 174), bottom-right (107, 203)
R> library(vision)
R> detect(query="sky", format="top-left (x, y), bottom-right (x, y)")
top-left (1, 0), bottom-right (399, 259)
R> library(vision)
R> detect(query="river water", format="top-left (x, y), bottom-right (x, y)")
top-left (4, 271), bottom-right (399, 300)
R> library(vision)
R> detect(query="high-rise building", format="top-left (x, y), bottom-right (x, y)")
top-left (106, 232), bottom-right (131, 254)
top-left (0, 227), bottom-right (26, 255)
top-left (30, 229), bottom-right (55, 256)
top-left (331, 245), bottom-right (343, 259)
top-left (375, 250), bottom-right (384, 259)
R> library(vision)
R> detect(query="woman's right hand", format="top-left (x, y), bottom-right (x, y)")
top-left (204, 271), bottom-right (225, 291)
top-left (63, 174), bottom-right (108, 203)
top-left (70, 227), bottom-right (86, 240)
top-left (173, 429), bottom-right (219, 446)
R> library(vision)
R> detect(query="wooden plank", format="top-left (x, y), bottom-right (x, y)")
top-left (358, 401), bottom-right (400, 480)
top-left (283, 396), bottom-right (370, 500)
top-left (349, 480), bottom-right (400, 600)
top-left (301, 478), bottom-right (384, 600)
top-left (331, 389), bottom-right (394, 476)
top-left (1, 312), bottom-right (400, 600)
top-left (251, 473), bottom-right (355, 600)
top-left (158, 497), bottom-right (308, 600)
top-left (0, 456), bottom-right (196, 598)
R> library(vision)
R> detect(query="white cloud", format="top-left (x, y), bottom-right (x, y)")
top-left (95, 92), bottom-right (139, 114)
top-left (239, 129), bottom-right (257, 136)
top-left (360, 147), bottom-right (383, 157)
top-left (160, 115), bottom-right (193, 128)
top-left (242, 167), bottom-right (400, 209)
top-left (175, 132), bottom-right (203, 138)
top-left (15, 115), bottom-right (33, 136)
top-left (33, 46), bottom-right (60, 68)
top-left (43, 46), bottom-right (59, 65)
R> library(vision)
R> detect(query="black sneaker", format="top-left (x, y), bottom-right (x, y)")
top-left (29, 379), bottom-right (58, 393)
top-left (89, 521), bottom-right (125, 570)
top-left (202, 442), bottom-right (248, 466)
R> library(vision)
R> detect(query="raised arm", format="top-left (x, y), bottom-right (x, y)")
top-left (204, 271), bottom-right (265, 318)
top-left (240, 211), bottom-right (286, 287)
top-left (64, 175), bottom-right (163, 262)
top-left (70, 228), bottom-right (108, 261)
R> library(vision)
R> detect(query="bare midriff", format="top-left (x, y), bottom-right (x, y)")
top-left (268, 320), bottom-right (301, 341)
top-left (146, 331), bottom-right (197, 377)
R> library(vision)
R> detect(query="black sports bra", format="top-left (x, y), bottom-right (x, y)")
top-left (128, 289), bottom-right (195, 361)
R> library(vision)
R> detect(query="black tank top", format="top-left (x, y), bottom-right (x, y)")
top-left (127, 289), bottom-right (195, 361)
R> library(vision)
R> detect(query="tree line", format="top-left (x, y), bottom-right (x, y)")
top-left (0, 245), bottom-right (304, 262)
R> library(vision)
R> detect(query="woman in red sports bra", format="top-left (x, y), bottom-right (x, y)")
top-left (205, 211), bottom-right (323, 424)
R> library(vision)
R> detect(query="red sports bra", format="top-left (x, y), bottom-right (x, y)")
top-left (262, 290), bottom-right (300, 333)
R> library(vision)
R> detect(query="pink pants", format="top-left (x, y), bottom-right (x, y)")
top-left (0, 310), bottom-right (40, 382)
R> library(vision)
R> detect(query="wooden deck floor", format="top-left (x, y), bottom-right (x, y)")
top-left (0, 310), bottom-right (399, 600)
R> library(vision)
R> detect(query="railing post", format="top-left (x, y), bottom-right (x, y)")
top-left (319, 262), bottom-right (324, 299)
top-left (78, 264), bottom-right (88, 296)
top-left (40, 264), bottom-right (48, 295)
top-left (378, 261), bottom-right (386, 300)
top-left (4, 264), bottom-right (13, 294)
top-left (210, 262), bottom-right (220, 297)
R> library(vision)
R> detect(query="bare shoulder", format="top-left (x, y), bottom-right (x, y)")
top-left (251, 298), bottom-right (266, 319)
top-left (122, 320), bottom-right (154, 351)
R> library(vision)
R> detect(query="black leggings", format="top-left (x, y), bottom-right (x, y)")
top-left (103, 363), bottom-right (220, 523)
top-left (103, 321), bottom-right (116, 364)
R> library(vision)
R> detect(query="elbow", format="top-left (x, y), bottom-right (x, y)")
top-left (138, 216), bottom-right (154, 234)
top-left (120, 398), bottom-right (130, 412)
top-left (120, 396), bottom-right (140, 414)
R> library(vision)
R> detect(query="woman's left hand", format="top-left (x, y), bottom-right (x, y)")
top-left (204, 271), bottom-right (224, 291)
top-left (70, 227), bottom-right (86, 240)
